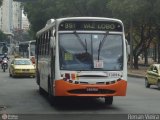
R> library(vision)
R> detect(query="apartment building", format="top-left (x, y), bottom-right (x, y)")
top-left (0, 0), bottom-right (22, 34)
top-left (22, 9), bottom-right (30, 31)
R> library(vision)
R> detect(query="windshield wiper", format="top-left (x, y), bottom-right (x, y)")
top-left (98, 31), bottom-right (109, 60)
top-left (73, 31), bottom-right (87, 52)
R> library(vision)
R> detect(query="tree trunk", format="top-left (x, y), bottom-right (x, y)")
top-left (144, 48), bottom-right (148, 66)
top-left (129, 19), bottom-right (133, 69)
top-left (158, 40), bottom-right (160, 63)
top-left (133, 55), bottom-right (139, 69)
top-left (154, 44), bottom-right (157, 62)
top-left (157, 27), bottom-right (160, 63)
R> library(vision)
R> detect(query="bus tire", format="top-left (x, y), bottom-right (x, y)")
top-left (39, 86), bottom-right (44, 95)
top-left (37, 71), bottom-right (40, 85)
top-left (104, 96), bottom-right (113, 105)
top-left (48, 93), bottom-right (57, 106)
top-left (48, 76), bottom-right (57, 106)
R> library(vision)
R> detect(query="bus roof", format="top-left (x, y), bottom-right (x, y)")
top-left (57, 17), bottom-right (122, 23)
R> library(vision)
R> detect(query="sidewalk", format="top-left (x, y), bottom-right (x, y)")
top-left (127, 58), bottom-right (155, 78)
top-left (128, 66), bottom-right (147, 78)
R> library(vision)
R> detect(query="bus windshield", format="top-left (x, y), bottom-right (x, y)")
top-left (59, 33), bottom-right (123, 71)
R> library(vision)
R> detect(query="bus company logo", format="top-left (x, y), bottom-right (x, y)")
top-left (1, 113), bottom-right (8, 120)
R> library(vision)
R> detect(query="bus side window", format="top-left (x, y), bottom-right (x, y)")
top-left (35, 38), bottom-right (38, 55)
top-left (42, 34), bottom-right (45, 56)
top-left (44, 33), bottom-right (47, 55)
top-left (40, 34), bottom-right (43, 56)
top-left (46, 31), bottom-right (49, 55)
top-left (48, 30), bottom-right (51, 55)
top-left (39, 36), bottom-right (41, 55)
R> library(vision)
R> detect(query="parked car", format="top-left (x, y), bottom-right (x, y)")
top-left (9, 58), bottom-right (36, 77)
top-left (145, 64), bottom-right (160, 89)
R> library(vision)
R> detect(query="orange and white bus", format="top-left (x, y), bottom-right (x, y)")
top-left (36, 17), bottom-right (127, 105)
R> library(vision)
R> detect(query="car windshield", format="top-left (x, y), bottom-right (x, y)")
top-left (59, 33), bottom-right (123, 71)
top-left (14, 60), bottom-right (32, 65)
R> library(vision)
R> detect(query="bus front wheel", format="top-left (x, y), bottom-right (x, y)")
top-left (48, 78), bottom-right (57, 106)
top-left (39, 86), bottom-right (45, 95)
top-left (104, 96), bottom-right (113, 105)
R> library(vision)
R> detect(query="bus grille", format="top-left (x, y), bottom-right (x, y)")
top-left (68, 89), bottom-right (115, 94)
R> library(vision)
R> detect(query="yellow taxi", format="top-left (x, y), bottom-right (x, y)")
top-left (9, 58), bottom-right (36, 77)
top-left (145, 64), bottom-right (160, 89)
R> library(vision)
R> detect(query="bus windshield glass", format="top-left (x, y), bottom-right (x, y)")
top-left (59, 33), bottom-right (123, 71)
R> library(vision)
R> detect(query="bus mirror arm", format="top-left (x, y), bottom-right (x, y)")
top-left (125, 39), bottom-right (130, 55)
top-left (127, 44), bottom-right (130, 55)
top-left (50, 36), bottom-right (55, 48)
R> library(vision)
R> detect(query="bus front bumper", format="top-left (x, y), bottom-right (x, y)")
top-left (54, 79), bottom-right (127, 97)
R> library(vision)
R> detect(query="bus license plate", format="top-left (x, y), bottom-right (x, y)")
top-left (86, 87), bottom-right (98, 92)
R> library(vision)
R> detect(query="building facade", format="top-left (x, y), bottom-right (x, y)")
top-left (0, 0), bottom-right (22, 34)
top-left (13, 2), bottom-right (22, 31)
top-left (22, 9), bottom-right (30, 31)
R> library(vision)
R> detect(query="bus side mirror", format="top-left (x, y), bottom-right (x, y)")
top-left (125, 39), bottom-right (130, 55)
top-left (127, 44), bottom-right (130, 55)
top-left (50, 36), bottom-right (55, 48)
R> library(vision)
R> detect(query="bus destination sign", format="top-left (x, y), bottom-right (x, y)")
top-left (59, 21), bottom-right (122, 31)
